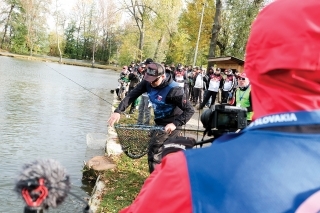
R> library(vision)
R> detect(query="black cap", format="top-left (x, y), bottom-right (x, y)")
top-left (177, 64), bottom-right (184, 70)
top-left (144, 62), bottom-right (165, 82)
top-left (140, 63), bottom-right (146, 68)
top-left (144, 58), bottom-right (153, 65)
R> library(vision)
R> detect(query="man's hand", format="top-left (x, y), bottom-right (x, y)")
top-left (164, 123), bottom-right (176, 134)
top-left (107, 112), bottom-right (121, 127)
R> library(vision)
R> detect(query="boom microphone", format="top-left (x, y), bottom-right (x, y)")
top-left (15, 159), bottom-right (71, 212)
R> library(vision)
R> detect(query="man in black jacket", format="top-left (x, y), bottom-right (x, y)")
top-left (108, 62), bottom-right (194, 173)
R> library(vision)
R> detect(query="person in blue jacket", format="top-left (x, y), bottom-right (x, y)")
top-left (108, 62), bottom-right (194, 173)
top-left (119, 0), bottom-right (320, 212)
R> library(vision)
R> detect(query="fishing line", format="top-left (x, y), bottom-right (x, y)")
top-left (45, 64), bottom-right (117, 108)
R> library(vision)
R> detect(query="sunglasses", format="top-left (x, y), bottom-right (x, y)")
top-left (239, 78), bottom-right (246, 80)
top-left (122, 67), bottom-right (126, 69)
top-left (151, 76), bottom-right (161, 84)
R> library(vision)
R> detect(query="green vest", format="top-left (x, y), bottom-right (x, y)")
top-left (236, 86), bottom-right (253, 120)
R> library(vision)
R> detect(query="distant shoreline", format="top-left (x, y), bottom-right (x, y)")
top-left (0, 50), bottom-right (122, 72)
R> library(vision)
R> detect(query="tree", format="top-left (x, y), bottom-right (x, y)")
top-left (0, 0), bottom-right (19, 49)
top-left (150, 0), bottom-right (183, 62)
top-left (0, 0), bottom-right (271, 64)
top-left (64, 21), bottom-right (77, 58)
top-left (168, 0), bottom-right (215, 66)
top-left (122, 0), bottom-right (158, 61)
top-left (21, 0), bottom-right (52, 55)
top-left (226, 0), bottom-right (264, 58)
top-left (208, 0), bottom-right (222, 58)
top-left (94, 0), bottom-right (119, 64)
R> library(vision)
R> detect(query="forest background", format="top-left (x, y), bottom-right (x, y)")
top-left (0, 0), bottom-right (273, 68)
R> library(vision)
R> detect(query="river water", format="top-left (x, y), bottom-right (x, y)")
top-left (0, 56), bottom-right (118, 212)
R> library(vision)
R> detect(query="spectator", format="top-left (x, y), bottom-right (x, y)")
top-left (117, 66), bottom-right (130, 100)
top-left (234, 69), bottom-right (241, 88)
top-left (120, 0), bottom-right (320, 212)
top-left (128, 61), bottom-right (136, 73)
top-left (233, 73), bottom-right (253, 125)
top-left (192, 66), bottom-right (205, 107)
top-left (202, 66), bottom-right (215, 107)
top-left (197, 67), bottom-right (223, 110)
top-left (172, 64), bottom-right (188, 88)
top-left (172, 64), bottom-right (189, 99)
top-left (108, 62), bottom-right (194, 173)
top-left (188, 68), bottom-right (195, 103)
top-left (170, 63), bottom-right (175, 73)
top-left (221, 69), bottom-right (236, 104)
top-left (164, 65), bottom-right (173, 76)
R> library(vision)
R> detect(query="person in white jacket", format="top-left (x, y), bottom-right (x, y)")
top-left (197, 68), bottom-right (223, 110)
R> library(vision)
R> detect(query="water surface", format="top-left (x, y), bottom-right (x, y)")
top-left (0, 56), bottom-right (118, 212)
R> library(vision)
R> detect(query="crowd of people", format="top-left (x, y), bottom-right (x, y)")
top-left (115, 60), bottom-right (254, 125)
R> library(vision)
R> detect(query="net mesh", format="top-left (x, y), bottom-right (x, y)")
top-left (114, 124), bottom-right (164, 159)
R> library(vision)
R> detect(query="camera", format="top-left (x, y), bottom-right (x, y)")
top-left (200, 104), bottom-right (247, 137)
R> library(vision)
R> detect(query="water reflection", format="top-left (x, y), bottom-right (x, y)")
top-left (0, 56), bottom-right (118, 212)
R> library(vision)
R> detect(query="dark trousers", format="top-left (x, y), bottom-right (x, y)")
top-left (129, 87), bottom-right (137, 110)
top-left (189, 86), bottom-right (194, 102)
top-left (183, 84), bottom-right (189, 100)
top-left (193, 87), bottom-right (203, 104)
top-left (148, 129), bottom-right (180, 173)
top-left (137, 96), bottom-right (150, 125)
top-left (221, 90), bottom-right (230, 104)
top-left (200, 90), bottom-right (218, 109)
top-left (116, 88), bottom-right (120, 97)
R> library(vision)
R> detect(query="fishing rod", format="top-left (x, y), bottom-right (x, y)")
top-left (45, 64), bottom-right (118, 108)
top-left (46, 63), bottom-right (204, 132)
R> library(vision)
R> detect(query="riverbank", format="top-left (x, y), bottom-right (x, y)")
top-left (0, 50), bottom-right (122, 72)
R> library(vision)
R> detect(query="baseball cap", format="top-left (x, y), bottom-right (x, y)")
top-left (144, 62), bottom-right (165, 82)
top-left (239, 73), bottom-right (247, 79)
top-left (143, 58), bottom-right (153, 65)
top-left (139, 63), bottom-right (146, 68)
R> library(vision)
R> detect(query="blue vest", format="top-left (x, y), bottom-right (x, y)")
top-left (185, 110), bottom-right (320, 213)
top-left (147, 81), bottom-right (179, 120)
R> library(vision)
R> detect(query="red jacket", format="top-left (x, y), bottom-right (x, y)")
top-left (120, 152), bottom-right (192, 213)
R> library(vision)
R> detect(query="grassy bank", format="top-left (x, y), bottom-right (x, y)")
top-left (99, 154), bottom-right (149, 212)
top-left (0, 50), bottom-right (122, 72)
top-left (98, 111), bottom-right (153, 212)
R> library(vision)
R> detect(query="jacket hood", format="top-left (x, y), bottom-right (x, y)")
top-left (245, 0), bottom-right (320, 119)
